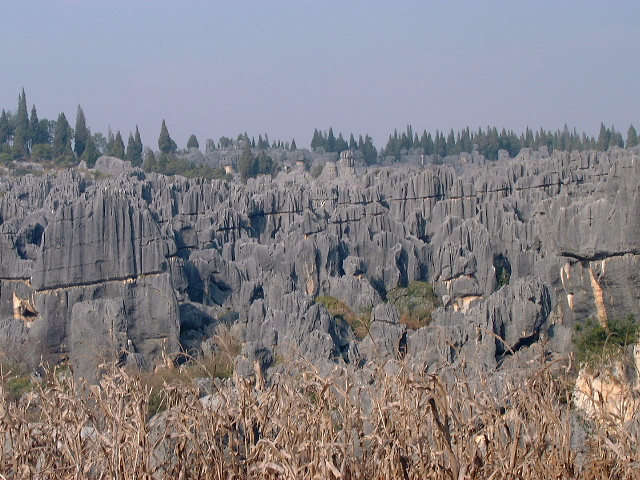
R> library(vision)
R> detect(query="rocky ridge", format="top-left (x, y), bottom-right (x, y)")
top-left (0, 146), bottom-right (638, 379)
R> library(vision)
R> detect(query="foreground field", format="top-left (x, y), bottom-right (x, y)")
top-left (0, 357), bottom-right (638, 479)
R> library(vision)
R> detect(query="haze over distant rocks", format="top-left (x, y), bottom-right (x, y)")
top-left (0, 145), bottom-right (638, 379)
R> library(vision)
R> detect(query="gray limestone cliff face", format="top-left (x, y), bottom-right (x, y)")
top-left (32, 191), bottom-right (168, 290)
top-left (0, 146), bottom-right (637, 378)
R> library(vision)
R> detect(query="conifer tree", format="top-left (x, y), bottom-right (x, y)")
top-left (571, 128), bottom-right (582, 151)
top-left (446, 129), bottom-right (456, 154)
top-left (28, 106), bottom-right (40, 148)
top-left (348, 133), bottom-right (357, 150)
top-left (460, 127), bottom-right (472, 153)
top-left (131, 126), bottom-right (143, 166)
top-left (609, 127), bottom-right (624, 148)
top-left (0, 110), bottom-right (9, 145)
top-left (336, 133), bottom-right (348, 153)
top-left (126, 133), bottom-right (137, 164)
top-left (627, 124), bottom-right (638, 148)
top-left (596, 123), bottom-right (610, 151)
top-left (310, 129), bottom-right (323, 150)
top-left (36, 119), bottom-right (51, 146)
top-left (361, 135), bottom-right (377, 165)
top-left (326, 128), bottom-right (336, 152)
top-left (143, 150), bottom-right (158, 172)
top-left (485, 127), bottom-right (500, 159)
top-left (290, 139), bottom-right (297, 150)
top-left (187, 134), bottom-right (199, 149)
top-left (74, 105), bottom-right (89, 158)
top-left (13, 89), bottom-right (29, 158)
top-left (105, 127), bottom-right (115, 156)
top-left (158, 119), bottom-right (177, 154)
top-left (238, 140), bottom-right (255, 182)
top-left (525, 127), bottom-right (534, 148)
top-left (112, 131), bottom-right (125, 159)
top-left (256, 150), bottom-right (274, 175)
top-left (81, 133), bottom-right (100, 168)
top-left (52, 112), bottom-right (73, 162)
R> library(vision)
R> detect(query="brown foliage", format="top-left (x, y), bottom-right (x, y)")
top-left (0, 357), bottom-right (637, 479)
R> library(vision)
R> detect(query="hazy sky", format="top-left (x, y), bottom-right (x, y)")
top-left (2, 0), bottom-right (638, 150)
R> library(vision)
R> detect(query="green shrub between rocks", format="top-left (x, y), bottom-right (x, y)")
top-left (315, 296), bottom-right (371, 340)
top-left (387, 281), bottom-right (441, 331)
top-left (573, 314), bottom-right (639, 366)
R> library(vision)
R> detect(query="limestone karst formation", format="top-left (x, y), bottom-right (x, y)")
top-left (0, 146), bottom-right (638, 379)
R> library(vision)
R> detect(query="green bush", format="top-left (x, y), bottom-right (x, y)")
top-left (0, 361), bottom-right (35, 402)
top-left (573, 315), bottom-right (639, 366)
top-left (387, 281), bottom-right (440, 330)
top-left (316, 295), bottom-right (371, 340)
top-left (31, 143), bottom-right (52, 160)
top-left (0, 152), bottom-right (13, 165)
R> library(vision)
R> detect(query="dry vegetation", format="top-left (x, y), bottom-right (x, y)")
top-left (316, 282), bottom-right (442, 341)
top-left (387, 281), bottom-right (441, 331)
top-left (316, 296), bottom-right (372, 340)
top-left (0, 354), bottom-right (638, 479)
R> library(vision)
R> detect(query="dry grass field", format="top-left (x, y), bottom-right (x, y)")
top-left (0, 355), bottom-right (638, 479)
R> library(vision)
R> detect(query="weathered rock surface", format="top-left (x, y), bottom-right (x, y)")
top-left (0, 146), bottom-right (637, 377)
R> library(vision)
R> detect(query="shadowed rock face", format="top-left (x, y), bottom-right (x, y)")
top-left (0, 146), bottom-right (638, 378)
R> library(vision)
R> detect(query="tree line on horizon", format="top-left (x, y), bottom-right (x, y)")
top-left (0, 90), bottom-right (296, 179)
top-left (380, 123), bottom-right (639, 161)
top-left (0, 90), bottom-right (145, 169)
top-left (310, 128), bottom-right (378, 165)
top-left (1, 90), bottom-right (638, 178)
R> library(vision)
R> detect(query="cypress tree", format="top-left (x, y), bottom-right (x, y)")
top-left (485, 127), bottom-right (500, 160)
top-left (105, 127), bottom-right (115, 156)
top-left (28, 106), bottom-right (40, 147)
top-left (0, 110), bottom-right (10, 145)
top-left (81, 133), bottom-right (100, 168)
top-left (290, 139), bottom-right (297, 150)
top-left (419, 131), bottom-right (433, 155)
top-left (256, 151), bottom-right (274, 175)
top-left (187, 134), bottom-right (199, 149)
top-left (13, 89), bottom-right (29, 158)
top-left (446, 129), bottom-right (456, 154)
top-left (362, 135), bottom-right (377, 165)
top-left (158, 119), bottom-right (177, 154)
top-left (52, 112), bottom-right (73, 161)
top-left (596, 123), bottom-right (610, 151)
top-left (326, 128), bottom-right (336, 152)
top-left (525, 127), bottom-right (534, 148)
top-left (132, 126), bottom-right (143, 166)
top-left (336, 133), bottom-right (348, 153)
top-left (126, 133), bottom-right (137, 164)
top-left (143, 150), bottom-right (158, 172)
top-left (609, 127), bottom-right (624, 148)
top-left (508, 130), bottom-right (521, 156)
top-left (571, 128), bottom-right (582, 151)
top-left (627, 124), bottom-right (638, 148)
top-left (74, 105), bottom-right (89, 158)
top-left (310, 129), bottom-right (322, 150)
top-left (348, 133), bottom-right (357, 150)
top-left (238, 140), bottom-right (255, 182)
top-left (112, 131), bottom-right (125, 159)
top-left (460, 127), bottom-right (472, 153)
top-left (36, 119), bottom-right (51, 146)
